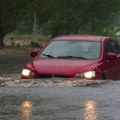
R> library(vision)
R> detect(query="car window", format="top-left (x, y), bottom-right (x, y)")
top-left (111, 41), bottom-right (120, 54)
top-left (40, 40), bottom-right (101, 60)
top-left (105, 40), bottom-right (120, 55)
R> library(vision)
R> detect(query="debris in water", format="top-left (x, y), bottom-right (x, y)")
top-left (0, 77), bottom-right (108, 87)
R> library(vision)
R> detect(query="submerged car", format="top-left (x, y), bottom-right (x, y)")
top-left (21, 35), bottom-right (120, 80)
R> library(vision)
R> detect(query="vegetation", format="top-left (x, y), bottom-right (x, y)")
top-left (1, 0), bottom-right (120, 47)
top-left (4, 33), bottom-right (50, 48)
top-left (0, 0), bottom-right (32, 47)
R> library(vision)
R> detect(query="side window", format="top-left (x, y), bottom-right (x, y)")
top-left (105, 40), bottom-right (120, 55)
top-left (111, 40), bottom-right (120, 54)
top-left (105, 40), bottom-right (115, 54)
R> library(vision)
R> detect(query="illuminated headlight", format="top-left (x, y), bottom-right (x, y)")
top-left (75, 71), bottom-right (95, 79)
top-left (22, 69), bottom-right (31, 76)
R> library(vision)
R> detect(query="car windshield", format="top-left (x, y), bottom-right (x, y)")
top-left (40, 40), bottom-right (101, 60)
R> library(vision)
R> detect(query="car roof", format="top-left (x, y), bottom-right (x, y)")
top-left (53, 35), bottom-right (109, 42)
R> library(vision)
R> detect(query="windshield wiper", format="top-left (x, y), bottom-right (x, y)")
top-left (42, 54), bottom-right (55, 58)
top-left (57, 56), bottom-right (88, 59)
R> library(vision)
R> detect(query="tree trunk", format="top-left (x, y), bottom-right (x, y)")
top-left (0, 24), bottom-right (5, 48)
top-left (31, 12), bottom-right (40, 48)
top-left (0, 34), bottom-right (4, 48)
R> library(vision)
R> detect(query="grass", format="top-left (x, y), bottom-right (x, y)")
top-left (4, 33), bottom-right (51, 41)
top-left (4, 33), bottom-right (51, 48)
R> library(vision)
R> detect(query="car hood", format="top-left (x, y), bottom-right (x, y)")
top-left (31, 58), bottom-right (100, 75)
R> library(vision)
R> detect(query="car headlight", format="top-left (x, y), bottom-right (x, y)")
top-left (22, 68), bottom-right (36, 76)
top-left (75, 71), bottom-right (95, 79)
top-left (22, 69), bottom-right (31, 76)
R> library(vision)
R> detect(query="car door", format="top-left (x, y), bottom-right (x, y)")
top-left (104, 39), bottom-right (120, 80)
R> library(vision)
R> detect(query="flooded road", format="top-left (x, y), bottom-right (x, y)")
top-left (0, 48), bottom-right (120, 120)
top-left (0, 81), bottom-right (120, 120)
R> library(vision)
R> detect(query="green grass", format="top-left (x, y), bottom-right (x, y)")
top-left (5, 33), bottom-right (51, 41)
top-left (5, 33), bottom-right (32, 39)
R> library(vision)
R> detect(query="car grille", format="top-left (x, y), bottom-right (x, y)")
top-left (37, 74), bottom-right (69, 78)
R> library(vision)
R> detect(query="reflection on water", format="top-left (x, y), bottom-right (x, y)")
top-left (83, 100), bottom-right (98, 120)
top-left (20, 101), bottom-right (33, 120)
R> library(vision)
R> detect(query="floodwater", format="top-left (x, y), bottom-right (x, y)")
top-left (0, 81), bottom-right (120, 120)
top-left (0, 48), bottom-right (120, 120)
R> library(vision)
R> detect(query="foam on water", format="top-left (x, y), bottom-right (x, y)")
top-left (0, 75), bottom-right (107, 87)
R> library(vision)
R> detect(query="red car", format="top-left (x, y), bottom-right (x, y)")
top-left (21, 35), bottom-right (120, 80)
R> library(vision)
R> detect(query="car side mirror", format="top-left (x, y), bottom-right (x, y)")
top-left (106, 53), bottom-right (117, 60)
top-left (30, 51), bottom-right (38, 57)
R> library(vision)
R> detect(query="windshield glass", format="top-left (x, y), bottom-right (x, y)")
top-left (40, 40), bottom-right (101, 60)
